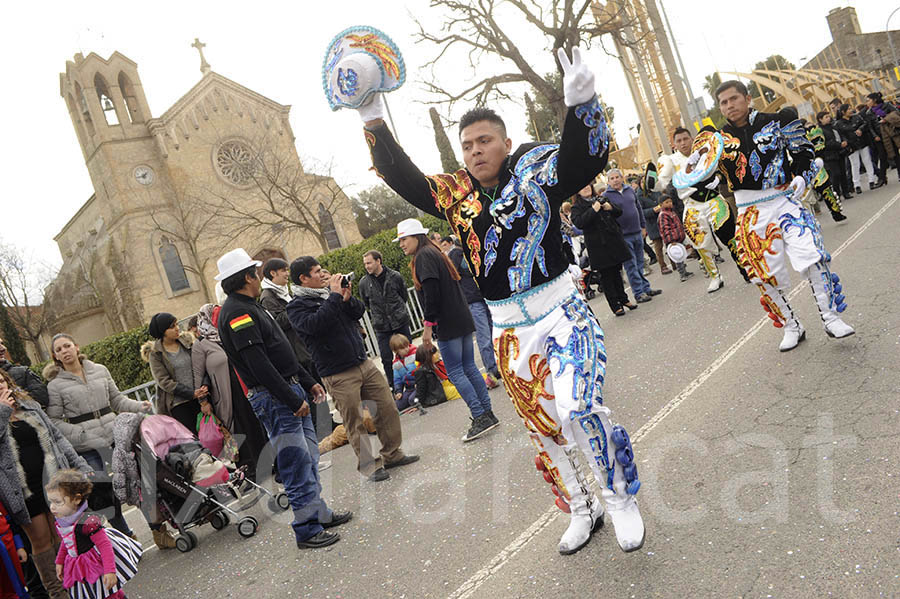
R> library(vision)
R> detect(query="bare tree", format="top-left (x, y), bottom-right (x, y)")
top-left (0, 240), bottom-right (56, 360)
top-left (414, 0), bottom-right (636, 127)
top-left (206, 132), bottom-right (351, 255)
top-left (142, 190), bottom-right (223, 303)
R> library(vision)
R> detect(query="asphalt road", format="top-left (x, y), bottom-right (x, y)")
top-left (123, 182), bottom-right (900, 599)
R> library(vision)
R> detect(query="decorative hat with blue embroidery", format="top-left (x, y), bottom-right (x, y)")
top-left (322, 26), bottom-right (406, 111)
top-left (673, 129), bottom-right (724, 189)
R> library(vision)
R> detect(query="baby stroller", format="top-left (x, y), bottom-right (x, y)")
top-left (576, 249), bottom-right (602, 300)
top-left (114, 414), bottom-right (287, 553)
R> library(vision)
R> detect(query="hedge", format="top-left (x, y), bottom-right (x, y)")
top-left (317, 214), bottom-right (450, 296)
top-left (30, 326), bottom-right (153, 392)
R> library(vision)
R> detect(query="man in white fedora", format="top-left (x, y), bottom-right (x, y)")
top-left (214, 248), bottom-right (351, 549)
top-left (346, 44), bottom-right (645, 553)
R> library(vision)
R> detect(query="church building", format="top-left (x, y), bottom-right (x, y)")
top-left (45, 43), bottom-right (361, 347)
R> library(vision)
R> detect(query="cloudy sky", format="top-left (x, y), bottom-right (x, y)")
top-left (2, 0), bottom-right (891, 268)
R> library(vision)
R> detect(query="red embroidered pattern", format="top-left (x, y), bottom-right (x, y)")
top-left (427, 170), bottom-right (484, 276)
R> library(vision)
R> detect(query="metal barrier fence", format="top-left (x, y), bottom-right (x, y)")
top-left (121, 286), bottom-right (424, 404)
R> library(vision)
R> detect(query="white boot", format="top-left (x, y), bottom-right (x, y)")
top-left (558, 494), bottom-right (605, 555)
top-left (824, 318), bottom-right (854, 338)
top-left (707, 274), bottom-right (724, 293)
top-left (602, 482), bottom-right (645, 552)
top-left (806, 263), bottom-right (855, 339)
top-left (779, 320), bottom-right (806, 352)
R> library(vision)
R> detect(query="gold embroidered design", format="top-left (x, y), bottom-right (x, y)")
top-left (495, 329), bottom-right (565, 445)
top-left (736, 206), bottom-right (782, 287)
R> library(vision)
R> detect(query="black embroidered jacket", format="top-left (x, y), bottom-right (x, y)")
top-left (365, 97), bottom-right (610, 301)
top-left (717, 109), bottom-right (818, 193)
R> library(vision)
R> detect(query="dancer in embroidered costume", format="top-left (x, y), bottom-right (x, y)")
top-left (703, 80), bottom-right (855, 351)
top-left (339, 42), bottom-right (644, 554)
top-left (661, 127), bottom-right (748, 292)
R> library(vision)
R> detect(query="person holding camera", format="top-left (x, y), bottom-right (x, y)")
top-left (570, 184), bottom-right (636, 316)
top-left (214, 249), bottom-right (352, 550)
top-left (287, 256), bottom-right (419, 483)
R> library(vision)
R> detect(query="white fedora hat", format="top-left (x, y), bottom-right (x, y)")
top-left (666, 242), bottom-right (687, 264)
top-left (393, 218), bottom-right (429, 242)
top-left (214, 248), bottom-right (262, 281)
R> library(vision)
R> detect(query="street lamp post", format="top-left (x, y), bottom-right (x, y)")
top-left (888, 7), bottom-right (900, 86)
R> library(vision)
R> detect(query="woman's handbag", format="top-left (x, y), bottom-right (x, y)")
top-left (196, 413), bottom-right (225, 457)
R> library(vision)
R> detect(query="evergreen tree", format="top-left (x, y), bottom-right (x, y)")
top-left (0, 303), bottom-right (30, 366)
top-left (429, 107), bottom-right (461, 173)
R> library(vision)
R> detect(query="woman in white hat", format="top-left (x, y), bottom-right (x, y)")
top-left (395, 219), bottom-right (499, 443)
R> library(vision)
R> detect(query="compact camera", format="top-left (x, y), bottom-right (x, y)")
top-left (341, 271), bottom-right (355, 288)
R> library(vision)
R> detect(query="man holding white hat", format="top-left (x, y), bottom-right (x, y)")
top-left (346, 42), bottom-right (645, 553)
top-left (215, 248), bottom-right (351, 549)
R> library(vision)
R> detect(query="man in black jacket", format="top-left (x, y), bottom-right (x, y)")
top-left (358, 250), bottom-right (411, 389)
top-left (287, 256), bottom-right (419, 483)
top-left (0, 336), bottom-right (48, 407)
top-left (815, 111), bottom-right (853, 200)
top-left (258, 257), bottom-right (336, 442)
top-left (214, 248), bottom-right (351, 550)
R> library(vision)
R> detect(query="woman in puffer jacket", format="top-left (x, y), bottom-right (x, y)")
top-left (44, 333), bottom-right (151, 539)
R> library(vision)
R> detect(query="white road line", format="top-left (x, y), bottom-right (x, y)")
top-left (446, 190), bottom-right (900, 599)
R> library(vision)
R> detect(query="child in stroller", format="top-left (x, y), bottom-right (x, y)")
top-left (112, 414), bottom-right (290, 553)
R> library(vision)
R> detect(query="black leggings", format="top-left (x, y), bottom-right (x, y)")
top-left (597, 265), bottom-right (630, 313)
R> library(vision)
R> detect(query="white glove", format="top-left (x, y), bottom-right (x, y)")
top-left (358, 93), bottom-right (386, 123)
top-left (704, 176), bottom-right (720, 191)
top-left (788, 175), bottom-right (806, 199)
top-left (557, 47), bottom-right (596, 107)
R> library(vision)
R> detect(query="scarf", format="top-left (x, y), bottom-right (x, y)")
top-left (196, 303), bottom-right (221, 343)
top-left (56, 501), bottom-right (91, 557)
top-left (872, 104), bottom-right (887, 119)
top-left (261, 277), bottom-right (293, 303)
top-left (293, 285), bottom-right (331, 301)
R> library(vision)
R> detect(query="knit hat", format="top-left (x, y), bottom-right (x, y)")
top-left (148, 313), bottom-right (177, 339)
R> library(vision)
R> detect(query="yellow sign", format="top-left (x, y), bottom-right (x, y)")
top-left (895, 66), bottom-right (900, 81)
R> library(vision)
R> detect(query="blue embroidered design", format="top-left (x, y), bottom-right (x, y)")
top-left (545, 297), bottom-right (607, 421)
top-left (749, 150), bottom-right (762, 182)
top-left (337, 68), bottom-right (359, 97)
top-left (490, 144), bottom-right (559, 293)
top-left (752, 121), bottom-right (788, 188)
top-left (780, 200), bottom-right (828, 262)
top-left (578, 414), bottom-right (613, 489)
top-left (325, 47), bottom-right (344, 73)
top-left (574, 97), bottom-right (610, 156)
top-left (484, 225), bottom-right (500, 276)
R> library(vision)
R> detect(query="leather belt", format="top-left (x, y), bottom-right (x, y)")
top-left (64, 406), bottom-right (112, 425)
top-left (246, 375), bottom-right (300, 399)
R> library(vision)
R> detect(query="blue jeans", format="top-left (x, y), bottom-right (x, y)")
top-left (250, 383), bottom-right (332, 542)
top-left (622, 232), bottom-right (651, 297)
top-left (468, 301), bottom-right (497, 373)
top-left (437, 334), bottom-right (492, 418)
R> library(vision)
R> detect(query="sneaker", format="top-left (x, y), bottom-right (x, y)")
top-left (367, 467), bottom-right (390, 482)
top-left (296, 530), bottom-right (340, 549)
top-left (485, 410), bottom-right (499, 426)
top-left (635, 294), bottom-right (652, 303)
top-left (462, 414), bottom-right (499, 442)
top-left (646, 288), bottom-right (662, 296)
top-left (321, 511), bottom-right (353, 529)
top-left (855, 186), bottom-right (863, 194)
top-left (679, 272), bottom-right (689, 282)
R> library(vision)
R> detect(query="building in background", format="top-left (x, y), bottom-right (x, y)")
top-left (45, 46), bottom-right (361, 348)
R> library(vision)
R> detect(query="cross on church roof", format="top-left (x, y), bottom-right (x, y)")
top-left (191, 38), bottom-right (211, 75)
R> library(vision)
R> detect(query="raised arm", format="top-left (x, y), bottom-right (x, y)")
top-left (364, 121), bottom-right (445, 218)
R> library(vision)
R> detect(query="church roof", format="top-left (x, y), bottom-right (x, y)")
top-left (153, 71), bottom-right (290, 127)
